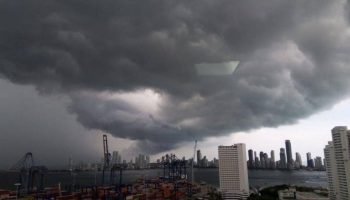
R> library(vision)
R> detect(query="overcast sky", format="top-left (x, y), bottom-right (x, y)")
top-left (1, 0), bottom-right (350, 169)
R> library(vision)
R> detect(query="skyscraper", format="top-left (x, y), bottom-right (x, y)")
top-left (112, 151), bottom-right (119, 165)
top-left (306, 152), bottom-right (311, 161)
top-left (202, 156), bottom-right (208, 167)
top-left (254, 151), bottom-right (260, 168)
top-left (324, 141), bottom-right (338, 200)
top-left (314, 157), bottom-right (323, 170)
top-left (295, 152), bottom-right (302, 169)
top-left (112, 151), bottom-right (122, 165)
top-left (259, 151), bottom-right (265, 169)
top-left (263, 153), bottom-right (269, 169)
top-left (218, 144), bottom-right (249, 200)
top-left (248, 149), bottom-right (254, 169)
top-left (279, 148), bottom-right (287, 169)
top-left (68, 156), bottom-right (74, 171)
top-left (324, 126), bottom-right (350, 200)
top-left (307, 152), bottom-right (314, 168)
top-left (146, 155), bottom-right (150, 168)
top-left (197, 150), bottom-right (202, 167)
top-left (270, 150), bottom-right (276, 169)
top-left (285, 140), bottom-right (293, 169)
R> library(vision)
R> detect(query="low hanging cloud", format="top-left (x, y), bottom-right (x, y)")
top-left (1, 0), bottom-right (350, 154)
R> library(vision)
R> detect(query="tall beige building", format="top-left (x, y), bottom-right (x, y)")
top-left (325, 141), bottom-right (338, 200)
top-left (324, 126), bottom-right (350, 200)
top-left (218, 144), bottom-right (249, 199)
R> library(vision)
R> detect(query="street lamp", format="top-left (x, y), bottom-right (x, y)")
top-left (14, 183), bottom-right (21, 200)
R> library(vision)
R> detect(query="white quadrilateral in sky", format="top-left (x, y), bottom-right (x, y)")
top-left (195, 61), bottom-right (240, 76)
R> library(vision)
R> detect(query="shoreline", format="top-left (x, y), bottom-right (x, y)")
top-left (0, 169), bottom-right (327, 191)
top-left (0, 167), bottom-right (326, 172)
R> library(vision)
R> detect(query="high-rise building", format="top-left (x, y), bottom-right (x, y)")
top-left (197, 150), bottom-right (202, 167)
top-left (118, 155), bottom-right (121, 164)
top-left (218, 144), bottom-right (249, 199)
top-left (306, 152), bottom-right (311, 162)
top-left (68, 156), bottom-right (74, 171)
top-left (324, 141), bottom-right (338, 200)
top-left (295, 152), bottom-right (302, 169)
top-left (263, 153), bottom-right (269, 169)
top-left (307, 152), bottom-right (314, 168)
top-left (254, 151), bottom-right (260, 168)
top-left (146, 155), bottom-right (150, 168)
top-left (112, 151), bottom-right (118, 164)
top-left (248, 149), bottom-right (254, 169)
top-left (202, 156), bottom-right (209, 167)
top-left (213, 158), bottom-right (219, 168)
top-left (314, 157), bottom-right (323, 170)
top-left (112, 151), bottom-right (122, 165)
top-left (134, 154), bottom-right (149, 169)
top-left (259, 151), bottom-right (265, 169)
top-left (270, 150), bottom-right (276, 169)
top-left (279, 148), bottom-right (287, 169)
top-left (285, 140), bottom-right (293, 169)
top-left (324, 126), bottom-right (350, 200)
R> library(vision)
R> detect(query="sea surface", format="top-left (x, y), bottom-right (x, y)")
top-left (0, 169), bottom-right (327, 191)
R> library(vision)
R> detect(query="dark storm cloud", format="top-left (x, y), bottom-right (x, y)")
top-left (1, 0), bottom-right (350, 154)
top-left (0, 79), bottom-right (104, 168)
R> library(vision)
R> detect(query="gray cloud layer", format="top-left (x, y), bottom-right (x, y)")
top-left (0, 79), bottom-right (104, 168)
top-left (1, 0), bottom-right (350, 154)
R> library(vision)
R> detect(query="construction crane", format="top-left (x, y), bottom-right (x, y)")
top-left (10, 152), bottom-right (47, 194)
top-left (102, 134), bottom-right (110, 185)
top-left (10, 152), bottom-right (34, 171)
top-left (110, 165), bottom-right (123, 185)
top-left (21, 166), bottom-right (47, 193)
top-left (103, 134), bottom-right (110, 168)
top-left (192, 140), bottom-right (197, 184)
top-left (162, 154), bottom-right (187, 181)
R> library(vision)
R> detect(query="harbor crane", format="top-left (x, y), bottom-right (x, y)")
top-left (102, 134), bottom-right (124, 188)
top-left (10, 152), bottom-right (47, 194)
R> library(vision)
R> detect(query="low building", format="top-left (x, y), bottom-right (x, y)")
top-left (0, 190), bottom-right (11, 199)
top-left (278, 187), bottom-right (328, 200)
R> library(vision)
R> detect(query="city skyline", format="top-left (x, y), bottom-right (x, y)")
top-left (7, 135), bottom-right (327, 171)
top-left (1, 0), bottom-right (350, 170)
top-left (1, 0), bottom-right (350, 199)
top-left (248, 139), bottom-right (325, 170)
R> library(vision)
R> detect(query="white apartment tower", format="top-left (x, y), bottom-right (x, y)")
top-left (324, 126), bottom-right (350, 200)
top-left (218, 144), bottom-right (249, 199)
top-left (324, 141), bottom-right (338, 200)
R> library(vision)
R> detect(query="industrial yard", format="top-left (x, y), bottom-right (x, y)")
top-left (0, 135), bottom-right (222, 200)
